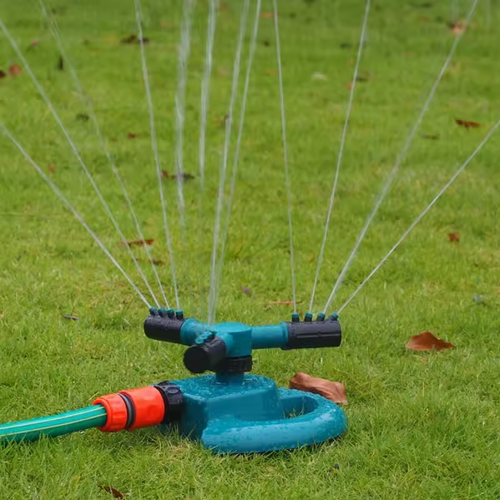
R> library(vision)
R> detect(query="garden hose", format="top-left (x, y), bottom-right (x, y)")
top-left (0, 405), bottom-right (107, 443)
top-left (0, 382), bottom-right (183, 444)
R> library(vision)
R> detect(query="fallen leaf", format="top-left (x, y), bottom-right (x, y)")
top-left (62, 314), bottom-right (79, 321)
top-left (356, 74), bottom-right (369, 82)
top-left (76, 113), bottom-right (90, 122)
top-left (120, 238), bottom-right (154, 247)
top-left (9, 64), bottom-right (22, 76)
top-left (151, 259), bottom-right (165, 266)
top-left (290, 372), bottom-right (348, 405)
top-left (447, 232), bottom-right (459, 242)
top-left (121, 34), bottom-right (138, 44)
top-left (421, 133), bottom-right (440, 140)
top-left (266, 300), bottom-right (294, 306)
top-left (47, 164), bottom-right (57, 173)
top-left (127, 132), bottom-right (138, 139)
top-left (241, 285), bottom-right (252, 296)
top-left (120, 34), bottom-right (149, 45)
top-left (0, 70), bottom-right (6, 79)
top-left (58, 56), bottom-right (64, 71)
top-left (260, 12), bottom-right (273, 18)
top-left (161, 170), bottom-right (195, 181)
top-left (455, 118), bottom-right (480, 129)
top-left (449, 20), bottom-right (466, 35)
top-left (98, 485), bottom-right (125, 499)
top-left (215, 114), bottom-right (229, 128)
top-left (27, 40), bottom-right (40, 51)
top-left (405, 331), bottom-right (454, 351)
top-left (355, 71), bottom-right (374, 83)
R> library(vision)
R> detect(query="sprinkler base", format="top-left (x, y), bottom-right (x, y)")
top-left (166, 373), bottom-right (346, 454)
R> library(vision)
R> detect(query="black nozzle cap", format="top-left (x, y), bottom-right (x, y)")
top-left (283, 317), bottom-right (341, 350)
top-left (144, 314), bottom-right (185, 344)
top-left (153, 381), bottom-right (184, 424)
top-left (183, 337), bottom-right (227, 374)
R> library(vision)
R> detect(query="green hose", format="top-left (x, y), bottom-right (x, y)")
top-left (0, 404), bottom-right (107, 443)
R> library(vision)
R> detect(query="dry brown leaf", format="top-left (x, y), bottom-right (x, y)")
top-left (161, 170), bottom-right (195, 181)
top-left (447, 232), bottom-right (459, 243)
top-left (121, 34), bottom-right (137, 44)
top-left (455, 118), bottom-right (481, 129)
top-left (215, 114), bottom-right (229, 127)
top-left (0, 70), bottom-right (6, 79)
top-left (260, 12), bottom-right (273, 18)
top-left (127, 132), bottom-right (138, 139)
top-left (450, 20), bottom-right (466, 35)
top-left (405, 331), bottom-right (454, 351)
top-left (98, 485), bottom-right (125, 498)
top-left (47, 164), bottom-right (57, 174)
top-left (120, 238), bottom-right (154, 247)
top-left (290, 372), bottom-right (348, 405)
top-left (9, 64), bottom-right (22, 76)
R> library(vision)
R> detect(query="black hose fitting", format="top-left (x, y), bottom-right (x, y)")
top-left (153, 381), bottom-right (184, 424)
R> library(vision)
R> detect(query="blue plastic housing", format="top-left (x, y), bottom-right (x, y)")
top-left (167, 374), bottom-right (347, 454)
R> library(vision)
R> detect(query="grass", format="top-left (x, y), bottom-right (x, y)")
top-left (1, 0), bottom-right (500, 498)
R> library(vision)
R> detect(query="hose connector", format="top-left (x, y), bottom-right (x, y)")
top-left (93, 383), bottom-right (184, 432)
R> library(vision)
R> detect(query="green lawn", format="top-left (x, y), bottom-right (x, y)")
top-left (1, 0), bottom-right (500, 498)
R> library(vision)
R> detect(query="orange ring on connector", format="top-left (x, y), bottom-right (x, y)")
top-left (120, 386), bottom-right (165, 431)
top-left (93, 393), bottom-right (128, 432)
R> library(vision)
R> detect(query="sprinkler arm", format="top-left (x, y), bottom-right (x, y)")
top-left (144, 308), bottom-right (341, 373)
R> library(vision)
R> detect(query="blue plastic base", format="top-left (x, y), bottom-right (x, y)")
top-left (166, 374), bottom-right (347, 454)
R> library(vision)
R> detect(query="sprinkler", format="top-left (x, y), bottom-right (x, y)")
top-left (0, 310), bottom-right (346, 454)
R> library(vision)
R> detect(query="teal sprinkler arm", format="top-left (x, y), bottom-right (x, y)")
top-left (144, 308), bottom-right (341, 374)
